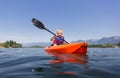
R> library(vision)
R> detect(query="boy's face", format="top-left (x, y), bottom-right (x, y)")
top-left (57, 31), bottom-right (63, 36)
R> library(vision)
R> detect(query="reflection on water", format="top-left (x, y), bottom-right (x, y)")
top-left (34, 52), bottom-right (89, 75)
top-left (46, 51), bottom-right (88, 64)
top-left (34, 51), bottom-right (89, 75)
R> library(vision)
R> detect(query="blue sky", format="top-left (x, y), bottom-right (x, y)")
top-left (0, 0), bottom-right (120, 43)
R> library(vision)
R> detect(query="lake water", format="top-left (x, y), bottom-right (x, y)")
top-left (0, 48), bottom-right (120, 78)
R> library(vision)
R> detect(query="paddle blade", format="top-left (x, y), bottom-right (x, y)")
top-left (32, 18), bottom-right (45, 29)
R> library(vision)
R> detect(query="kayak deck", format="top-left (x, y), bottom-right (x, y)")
top-left (44, 42), bottom-right (88, 54)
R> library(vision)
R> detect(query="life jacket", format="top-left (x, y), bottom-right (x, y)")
top-left (53, 36), bottom-right (64, 45)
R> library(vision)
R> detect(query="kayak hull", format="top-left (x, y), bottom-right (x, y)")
top-left (44, 42), bottom-right (88, 54)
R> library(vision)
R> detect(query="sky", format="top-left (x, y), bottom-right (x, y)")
top-left (0, 0), bottom-right (120, 43)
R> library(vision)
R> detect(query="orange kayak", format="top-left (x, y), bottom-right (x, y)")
top-left (44, 42), bottom-right (88, 54)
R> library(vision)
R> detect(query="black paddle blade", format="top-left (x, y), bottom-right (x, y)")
top-left (32, 18), bottom-right (45, 29)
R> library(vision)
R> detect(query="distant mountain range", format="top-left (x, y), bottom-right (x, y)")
top-left (22, 42), bottom-right (52, 47)
top-left (72, 36), bottom-right (120, 44)
top-left (22, 36), bottom-right (120, 47)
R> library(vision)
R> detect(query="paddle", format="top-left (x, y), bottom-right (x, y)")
top-left (32, 18), bottom-right (69, 44)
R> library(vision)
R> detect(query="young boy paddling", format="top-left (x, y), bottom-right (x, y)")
top-left (50, 29), bottom-right (64, 46)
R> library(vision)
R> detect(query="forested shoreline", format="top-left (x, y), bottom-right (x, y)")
top-left (0, 40), bottom-right (22, 48)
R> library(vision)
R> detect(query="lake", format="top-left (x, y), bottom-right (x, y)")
top-left (0, 48), bottom-right (120, 78)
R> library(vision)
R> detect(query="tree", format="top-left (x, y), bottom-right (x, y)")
top-left (3, 40), bottom-right (22, 48)
top-left (118, 42), bottom-right (120, 47)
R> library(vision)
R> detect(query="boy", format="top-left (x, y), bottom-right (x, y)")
top-left (50, 29), bottom-right (64, 46)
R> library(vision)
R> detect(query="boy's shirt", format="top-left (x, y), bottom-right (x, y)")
top-left (53, 36), bottom-right (64, 45)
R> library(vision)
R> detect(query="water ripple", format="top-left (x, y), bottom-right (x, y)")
top-left (0, 48), bottom-right (120, 78)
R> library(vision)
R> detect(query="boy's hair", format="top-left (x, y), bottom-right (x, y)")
top-left (57, 29), bottom-right (63, 33)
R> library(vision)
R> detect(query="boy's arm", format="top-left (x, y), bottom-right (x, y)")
top-left (50, 35), bottom-right (56, 41)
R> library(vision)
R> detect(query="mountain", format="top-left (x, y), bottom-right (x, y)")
top-left (22, 42), bottom-right (52, 47)
top-left (73, 36), bottom-right (120, 44)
